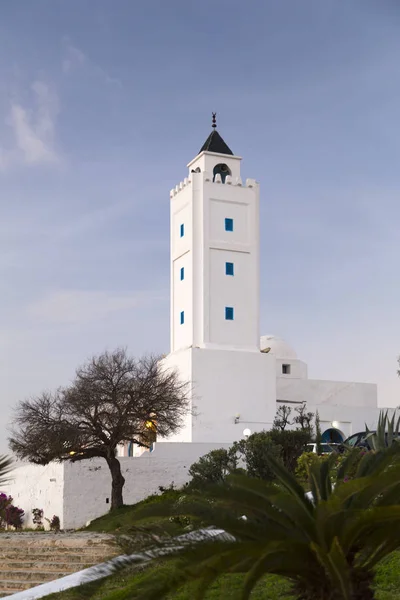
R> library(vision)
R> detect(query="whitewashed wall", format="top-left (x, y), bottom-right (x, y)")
top-left (4, 443), bottom-right (231, 530)
top-left (2, 462), bottom-right (64, 529)
top-left (4, 401), bottom-right (393, 531)
top-left (275, 357), bottom-right (308, 379)
top-left (159, 348), bottom-right (193, 442)
top-left (277, 378), bottom-right (377, 409)
top-left (170, 162), bottom-right (260, 354)
top-left (170, 184), bottom-right (193, 353)
top-left (276, 377), bottom-right (380, 438)
top-left (162, 347), bottom-right (277, 444)
top-left (190, 347), bottom-right (276, 443)
top-left (63, 442), bottom-right (230, 529)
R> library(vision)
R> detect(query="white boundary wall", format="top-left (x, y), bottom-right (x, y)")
top-left (4, 443), bottom-right (230, 530)
top-left (3, 462), bottom-right (64, 529)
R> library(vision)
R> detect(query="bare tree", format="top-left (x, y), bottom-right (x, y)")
top-left (272, 405), bottom-right (292, 431)
top-left (293, 403), bottom-right (314, 433)
top-left (9, 349), bottom-right (190, 510)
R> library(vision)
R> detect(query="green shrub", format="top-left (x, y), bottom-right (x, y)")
top-left (296, 448), bottom-right (367, 485)
top-left (295, 451), bottom-right (326, 481)
top-left (270, 429), bottom-right (311, 473)
top-left (188, 448), bottom-right (239, 489)
top-left (125, 445), bottom-right (400, 599)
top-left (232, 431), bottom-right (282, 481)
top-left (189, 428), bottom-right (311, 488)
top-left (330, 447), bottom-right (366, 482)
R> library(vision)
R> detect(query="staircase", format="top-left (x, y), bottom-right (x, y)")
top-left (0, 533), bottom-right (118, 597)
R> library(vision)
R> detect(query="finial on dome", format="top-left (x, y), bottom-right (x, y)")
top-left (198, 115), bottom-right (234, 155)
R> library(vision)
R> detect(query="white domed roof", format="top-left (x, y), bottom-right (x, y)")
top-left (260, 335), bottom-right (298, 359)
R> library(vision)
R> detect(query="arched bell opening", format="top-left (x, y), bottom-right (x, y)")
top-left (213, 163), bottom-right (231, 183)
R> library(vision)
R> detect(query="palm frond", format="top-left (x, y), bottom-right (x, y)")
top-left (335, 448), bottom-right (363, 483)
top-left (0, 455), bottom-right (13, 486)
top-left (95, 439), bottom-right (400, 600)
top-left (342, 505), bottom-right (400, 555)
top-left (323, 537), bottom-right (351, 600)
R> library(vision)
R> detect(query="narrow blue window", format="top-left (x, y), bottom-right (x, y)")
top-left (180, 311), bottom-right (185, 324)
top-left (225, 218), bottom-right (233, 232)
top-left (180, 223), bottom-right (184, 237)
top-left (180, 267), bottom-right (184, 281)
top-left (225, 306), bottom-right (234, 320)
top-left (225, 262), bottom-right (234, 276)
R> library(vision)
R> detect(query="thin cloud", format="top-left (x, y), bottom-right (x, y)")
top-left (62, 38), bottom-right (122, 88)
top-left (62, 43), bottom-right (86, 73)
top-left (1, 81), bottom-right (61, 170)
top-left (28, 290), bottom-right (167, 324)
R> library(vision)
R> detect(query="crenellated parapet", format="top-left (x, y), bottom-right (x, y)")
top-left (170, 172), bottom-right (258, 198)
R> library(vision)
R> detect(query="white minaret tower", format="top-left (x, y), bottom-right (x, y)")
top-left (162, 116), bottom-right (276, 443)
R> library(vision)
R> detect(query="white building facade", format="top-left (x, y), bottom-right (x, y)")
top-left (161, 125), bottom-right (276, 443)
top-left (4, 120), bottom-right (388, 528)
top-left (160, 122), bottom-right (382, 446)
top-left (261, 334), bottom-right (380, 442)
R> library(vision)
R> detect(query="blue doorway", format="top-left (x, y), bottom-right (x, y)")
top-left (321, 428), bottom-right (345, 443)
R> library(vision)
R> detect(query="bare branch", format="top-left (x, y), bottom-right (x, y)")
top-left (9, 348), bottom-right (191, 509)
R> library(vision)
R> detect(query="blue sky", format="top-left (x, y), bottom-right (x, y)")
top-left (1, 0), bottom-right (400, 450)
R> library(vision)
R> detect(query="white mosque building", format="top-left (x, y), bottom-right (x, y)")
top-left (156, 117), bottom-right (382, 448)
top-left (5, 120), bottom-right (387, 529)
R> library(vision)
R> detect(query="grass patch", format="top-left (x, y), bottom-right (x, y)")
top-left (85, 505), bottom-right (142, 534)
top-left (45, 552), bottom-right (400, 600)
top-left (85, 489), bottom-right (182, 534)
top-left (46, 564), bottom-right (293, 600)
top-left (76, 501), bottom-right (400, 599)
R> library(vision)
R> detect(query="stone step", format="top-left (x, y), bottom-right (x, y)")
top-left (0, 543), bottom-right (113, 551)
top-left (0, 534), bottom-right (119, 596)
top-left (0, 581), bottom-right (45, 591)
top-left (0, 543), bottom-right (114, 552)
top-left (0, 570), bottom-right (72, 582)
top-left (0, 561), bottom-right (94, 571)
top-left (0, 548), bottom-right (114, 559)
top-left (0, 556), bottom-right (110, 567)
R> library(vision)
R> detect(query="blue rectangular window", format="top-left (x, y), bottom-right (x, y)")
top-left (180, 311), bottom-right (185, 324)
top-left (225, 262), bottom-right (234, 276)
top-left (180, 267), bottom-right (184, 281)
top-left (225, 306), bottom-right (234, 320)
top-left (225, 218), bottom-right (233, 232)
top-left (180, 223), bottom-right (184, 237)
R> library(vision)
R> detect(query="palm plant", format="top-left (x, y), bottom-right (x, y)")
top-left (365, 410), bottom-right (400, 451)
top-left (0, 455), bottom-right (13, 487)
top-left (109, 444), bottom-right (400, 600)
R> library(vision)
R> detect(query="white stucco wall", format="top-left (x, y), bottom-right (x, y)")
top-left (159, 349), bottom-right (193, 442)
top-left (276, 376), bottom-right (382, 439)
top-left (277, 377), bottom-right (377, 409)
top-left (170, 184), bottom-right (193, 353)
top-left (281, 402), bottom-right (393, 440)
top-left (63, 442), bottom-right (230, 529)
top-left (309, 404), bottom-right (391, 439)
top-left (170, 162), bottom-right (260, 354)
top-left (163, 347), bottom-right (277, 444)
top-left (276, 358), bottom-right (308, 379)
top-left (204, 178), bottom-right (260, 351)
top-left (191, 347), bottom-right (276, 443)
top-left (3, 462), bottom-right (64, 529)
top-left (167, 149), bottom-right (267, 445)
top-left (4, 444), bottom-right (232, 531)
top-left (187, 150), bottom-right (242, 182)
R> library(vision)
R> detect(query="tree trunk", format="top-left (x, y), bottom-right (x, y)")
top-left (106, 455), bottom-right (125, 510)
top-left (293, 568), bottom-right (376, 600)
